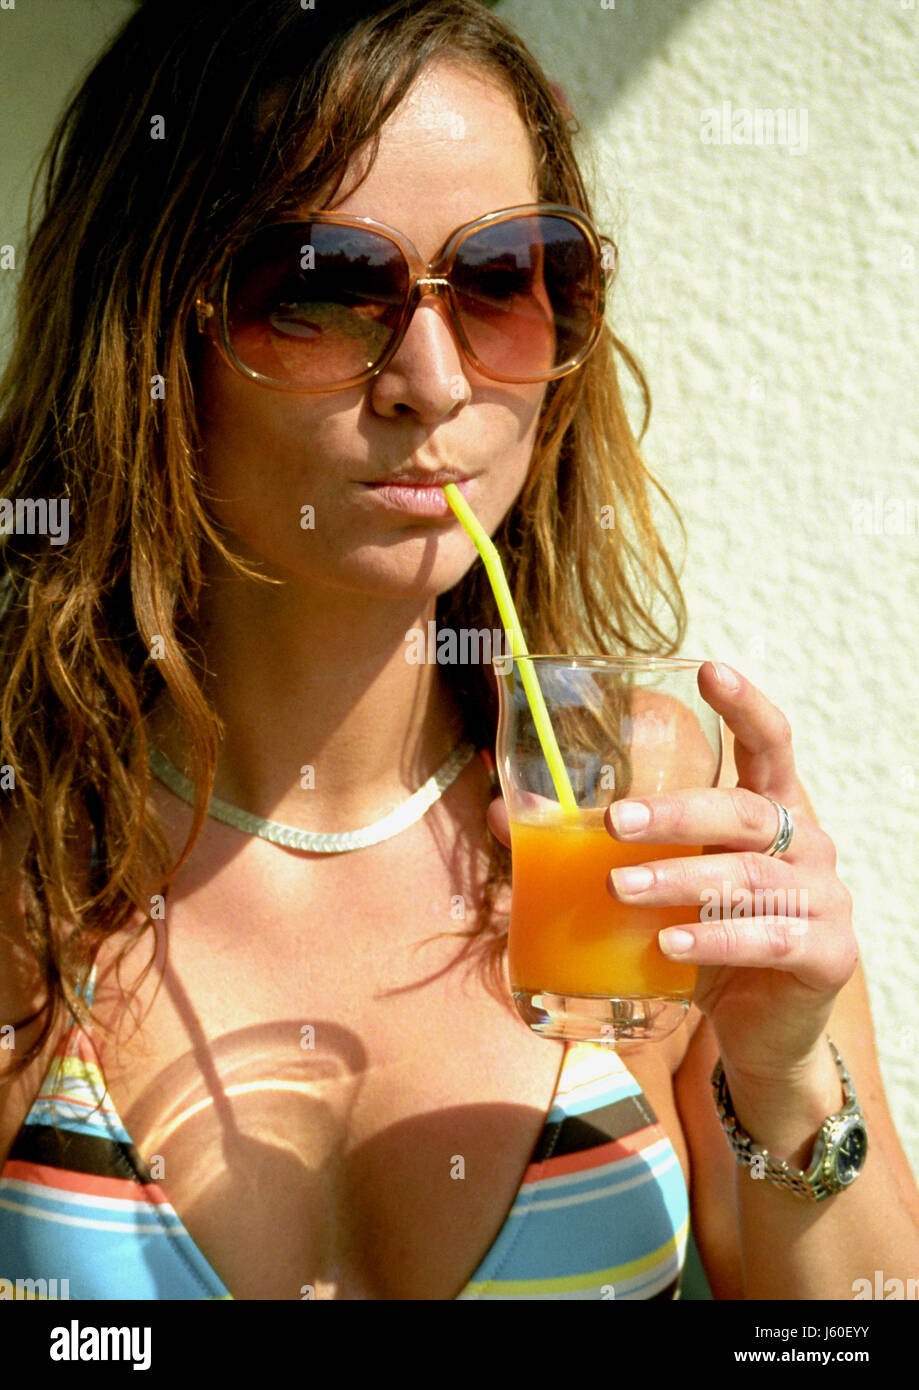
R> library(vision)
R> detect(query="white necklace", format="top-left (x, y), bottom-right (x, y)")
top-left (146, 739), bottom-right (477, 853)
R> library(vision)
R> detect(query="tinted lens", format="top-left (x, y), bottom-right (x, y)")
top-left (450, 214), bottom-right (600, 379)
top-left (224, 223), bottom-right (408, 386)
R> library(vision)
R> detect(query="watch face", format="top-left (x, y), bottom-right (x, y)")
top-left (834, 1121), bottom-right (868, 1185)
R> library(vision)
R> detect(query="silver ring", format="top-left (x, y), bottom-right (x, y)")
top-left (762, 798), bottom-right (794, 857)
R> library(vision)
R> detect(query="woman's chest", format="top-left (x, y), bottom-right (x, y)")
top-left (89, 836), bottom-right (691, 1300)
top-left (89, 842), bottom-right (571, 1298)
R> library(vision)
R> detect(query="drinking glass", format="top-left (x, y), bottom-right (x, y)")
top-left (495, 655), bottom-right (722, 1043)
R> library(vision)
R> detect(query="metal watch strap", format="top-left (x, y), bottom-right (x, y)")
top-left (711, 1038), bottom-right (863, 1201)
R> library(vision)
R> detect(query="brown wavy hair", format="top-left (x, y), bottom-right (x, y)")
top-left (0, 0), bottom-right (686, 1067)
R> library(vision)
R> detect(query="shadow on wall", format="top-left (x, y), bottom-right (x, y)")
top-left (496, 0), bottom-right (711, 124)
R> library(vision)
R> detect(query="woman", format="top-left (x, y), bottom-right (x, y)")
top-left (0, 0), bottom-right (917, 1301)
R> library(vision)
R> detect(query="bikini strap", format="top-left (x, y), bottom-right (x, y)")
top-left (477, 746), bottom-right (499, 792)
top-left (48, 962), bottom-right (98, 1060)
top-left (81, 833), bottom-right (102, 1013)
top-left (78, 963), bottom-right (98, 1010)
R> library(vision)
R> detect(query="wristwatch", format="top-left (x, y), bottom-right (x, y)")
top-left (711, 1038), bottom-right (868, 1201)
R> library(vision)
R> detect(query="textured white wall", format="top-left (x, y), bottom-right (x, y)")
top-left (0, 0), bottom-right (138, 353)
top-left (1, 1), bottom-right (916, 1188)
top-left (496, 0), bottom-right (919, 1179)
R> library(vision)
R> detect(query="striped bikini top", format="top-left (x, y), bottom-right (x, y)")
top-left (0, 968), bottom-right (689, 1300)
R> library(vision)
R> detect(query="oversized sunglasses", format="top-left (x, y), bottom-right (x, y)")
top-left (195, 204), bottom-right (612, 391)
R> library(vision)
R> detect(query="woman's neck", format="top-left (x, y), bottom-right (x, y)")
top-left (146, 561), bottom-right (467, 830)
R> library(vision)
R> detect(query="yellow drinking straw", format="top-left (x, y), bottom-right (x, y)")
top-left (442, 483), bottom-right (577, 813)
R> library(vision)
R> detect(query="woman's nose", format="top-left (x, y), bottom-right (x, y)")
top-left (369, 293), bottom-right (470, 420)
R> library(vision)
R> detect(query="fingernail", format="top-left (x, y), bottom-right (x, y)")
top-left (659, 928), bottom-right (695, 955)
top-left (714, 662), bottom-right (740, 692)
top-left (611, 865), bottom-right (654, 894)
top-left (610, 800), bottom-right (650, 834)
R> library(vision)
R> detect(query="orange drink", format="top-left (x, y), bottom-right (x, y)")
top-left (508, 810), bottom-right (700, 1000)
top-left (495, 653), bottom-right (720, 1041)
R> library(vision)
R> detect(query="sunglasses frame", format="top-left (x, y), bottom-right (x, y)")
top-left (195, 203), bottom-right (613, 391)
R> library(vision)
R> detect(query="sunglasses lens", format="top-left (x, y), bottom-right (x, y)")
top-left (224, 223), bottom-right (408, 386)
top-left (219, 211), bottom-right (601, 388)
top-left (450, 214), bottom-right (600, 380)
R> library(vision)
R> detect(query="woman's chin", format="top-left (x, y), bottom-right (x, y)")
top-left (246, 558), bottom-right (474, 607)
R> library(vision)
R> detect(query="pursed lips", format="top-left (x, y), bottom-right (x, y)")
top-left (359, 472), bottom-right (474, 515)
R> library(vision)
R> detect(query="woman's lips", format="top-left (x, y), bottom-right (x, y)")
top-left (360, 476), bottom-right (473, 516)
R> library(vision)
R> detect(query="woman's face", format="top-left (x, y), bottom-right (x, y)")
top-left (195, 61), bottom-right (548, 601)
